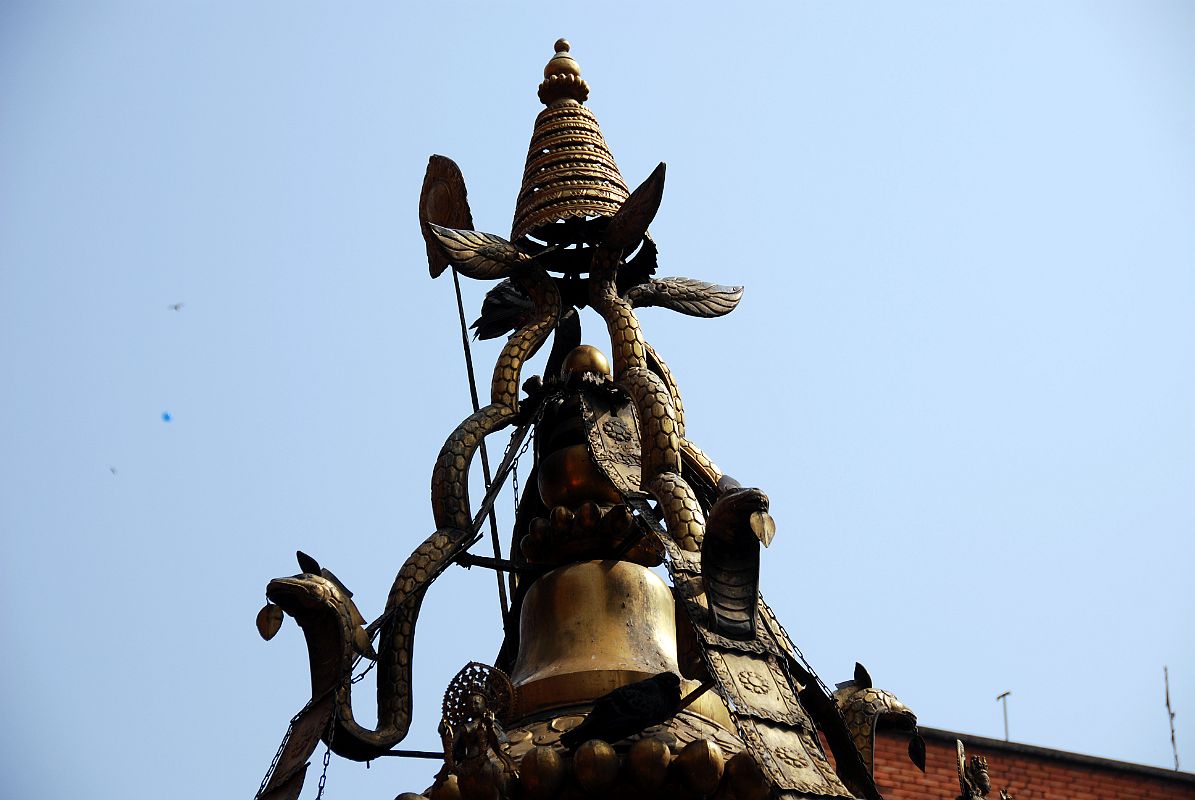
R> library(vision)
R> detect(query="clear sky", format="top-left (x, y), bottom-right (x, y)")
top-left (2, 3), bottom-right (1192, 799)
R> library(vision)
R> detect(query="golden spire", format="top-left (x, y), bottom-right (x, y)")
top-left (512, 38), bottom-right (630, 247)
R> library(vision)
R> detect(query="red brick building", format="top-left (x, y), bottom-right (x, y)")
top-left (871, 727), bottom-right (1195, 799)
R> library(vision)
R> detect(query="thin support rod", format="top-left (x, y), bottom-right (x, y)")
top-left (374, 750), bottom-right (444, 760)
top-left (364, 412), bottom-right (538, 640)
top-left (450, 266), bottom-right (508, 616)
top-left (996, 691), bottom-right (1011, 742)
top-left (676, 679), bottom-right (716, 714)
top-left (456, 553), bottom-right (535, 575)
top-left (1166, 666), bottom-right (1180, 770)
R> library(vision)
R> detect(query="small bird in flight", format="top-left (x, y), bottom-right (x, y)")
top-left (109, 466), bottom-right (117, 476)
top-left (168, 303), bottom-right (184, 311)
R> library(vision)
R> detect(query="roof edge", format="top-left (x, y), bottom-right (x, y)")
top-left (908, 726), bottom-right (1195, 785)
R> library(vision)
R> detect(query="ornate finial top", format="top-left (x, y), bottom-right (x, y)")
top-left (538, 37), bottom-right (590, 105)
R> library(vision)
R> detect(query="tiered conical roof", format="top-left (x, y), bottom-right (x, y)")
top-left (512, 40), bottom-right (630, 246)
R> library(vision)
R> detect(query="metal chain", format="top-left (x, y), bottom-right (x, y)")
top-left (358, 397), bottom-right (553, 642)
top-left (261, 395), bottom-right (554, 800)
top-left (766, 605), bottom-right (835, 700)
top-left (315, 714), bottom-right (335, 799)
top-left (256, 722), bottom-right (291, 797)
top-left (351, 659), bottom-right (376, 684)
top-left (256, 695), bottom-right (319, 797)
top-left (509, 423), bottom-right (534, 522)
top-left (511, 459), bottom-right (519, 521)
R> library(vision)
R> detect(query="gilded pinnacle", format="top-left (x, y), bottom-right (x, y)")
top-left (538, 38), bottom-right (589, 105)
top-left (514, 38), bottom-right (628, 244)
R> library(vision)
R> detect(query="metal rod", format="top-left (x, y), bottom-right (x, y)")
top-left (450, 266), bottom-right (508, 616)
top-left (374, 749), bottom-right (445, 760)
top-left (676, 679), bottom-right (716, 714)
top-left (362, 418), bottom-right (534, 640)
top-left (456, 553), bottom-right (535, 574)
top-left (1166, 666), bottom-right (1180, 770)
top-left (469, 417), bottom-right (537, 534)
top-left (996, 691), bottom-right (1011, 741)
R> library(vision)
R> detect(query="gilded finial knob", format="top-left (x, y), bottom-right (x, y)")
top-left (545, 39), bottom-right (575, 75)
top-left (538, 37), bottom-right (589, 105)
top-left (561, 345), bottom-right (611, 381)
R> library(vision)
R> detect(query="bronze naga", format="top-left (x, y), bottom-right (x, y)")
top-left (253, 39), bottom-right (923, 800)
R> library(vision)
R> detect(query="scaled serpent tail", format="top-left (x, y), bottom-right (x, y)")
top-left (589, 245), bottom-right (706, 552)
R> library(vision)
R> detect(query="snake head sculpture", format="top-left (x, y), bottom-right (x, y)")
top-left (261, 551), bottom-right (377, 662)
top-left (833, 662), bottom-right (926, 777)
top-left (700, 485), bottom-right (775, 639)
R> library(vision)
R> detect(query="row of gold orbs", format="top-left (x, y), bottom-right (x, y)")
top-left (415, 737), bottom-right (772, 800)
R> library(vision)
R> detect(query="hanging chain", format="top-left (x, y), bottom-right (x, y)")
top-left (509, 420), bottom-right (537, 521)
top-left (511, 459), bottom-right (519, 521)
top-left (510, 423), bottom-right (534, 521)
top-left (256, 710), bottom-right (297, 797)
top-left (256, 692), bottom-right (325, 798)
top-left (765, 604), bottom-right (836, 700)
top-left (351, 657), bottom-right (376, 684)
top-left (314, 743), bottom-right (331, 799)
top-left (314, 713), bottom-right (335, 799)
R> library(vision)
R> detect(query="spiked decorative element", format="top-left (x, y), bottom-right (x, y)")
top-left (513, 39), bottom-right (630, 248)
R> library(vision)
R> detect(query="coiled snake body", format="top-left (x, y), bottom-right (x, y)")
top-left (267, 261), bottom-right (559, 761)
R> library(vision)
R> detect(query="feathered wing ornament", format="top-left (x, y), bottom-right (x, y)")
top-left (425, 224), bottom-right (533, 281)
top-left (471, 279), bottom-right (534, 340)
top-left (624, 277), bottom-right (744, 318)
top-left (604, 162), bottom-right (666, 252)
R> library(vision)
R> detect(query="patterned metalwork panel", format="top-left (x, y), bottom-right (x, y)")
top-left (581, 394), bottom-right (642, 498)
top-left (623, 494), bottom-right (856, 798)
top-left (739, 717), bottom-right (854, 797)
top-left (704, 650), bottom-right (805, 724)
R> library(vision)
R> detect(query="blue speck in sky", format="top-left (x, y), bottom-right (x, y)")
top-left (161, 412), bottom-right (172, 422)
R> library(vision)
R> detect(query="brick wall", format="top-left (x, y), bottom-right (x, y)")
top-left (869, 727), bottom-right (1195, 800)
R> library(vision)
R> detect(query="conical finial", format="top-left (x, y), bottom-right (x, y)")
top-left (538, 38), bottom-right (589, 105)
top-left (513, 39), bottom-right (628, 247)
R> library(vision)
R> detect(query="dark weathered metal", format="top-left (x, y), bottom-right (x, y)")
top-left (455, 553), bottom-right (535, 575)
top-left (374, 750), bottom-right (445, 760)
top-left (833, 662), bottom-right (925, 777)
top-left (558, 672), bottom-right (681, 750)
top-left (253, 37), bottom-right (923, 800)
top-left (957, 739), bottom-right (994, 800)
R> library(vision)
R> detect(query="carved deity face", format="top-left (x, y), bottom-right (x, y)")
top-left (466, 692), bottom-right (487, 716)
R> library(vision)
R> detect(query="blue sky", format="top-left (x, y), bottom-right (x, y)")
top-left (2, 3), bottom-right (1192, 798)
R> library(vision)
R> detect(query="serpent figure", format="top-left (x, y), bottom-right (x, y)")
top-left (265, 252), bottom-right (559, 762)
top-left (833, 662), bottom-right (926, 777)
top-left (583, 164), bottom-right (709, 553)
